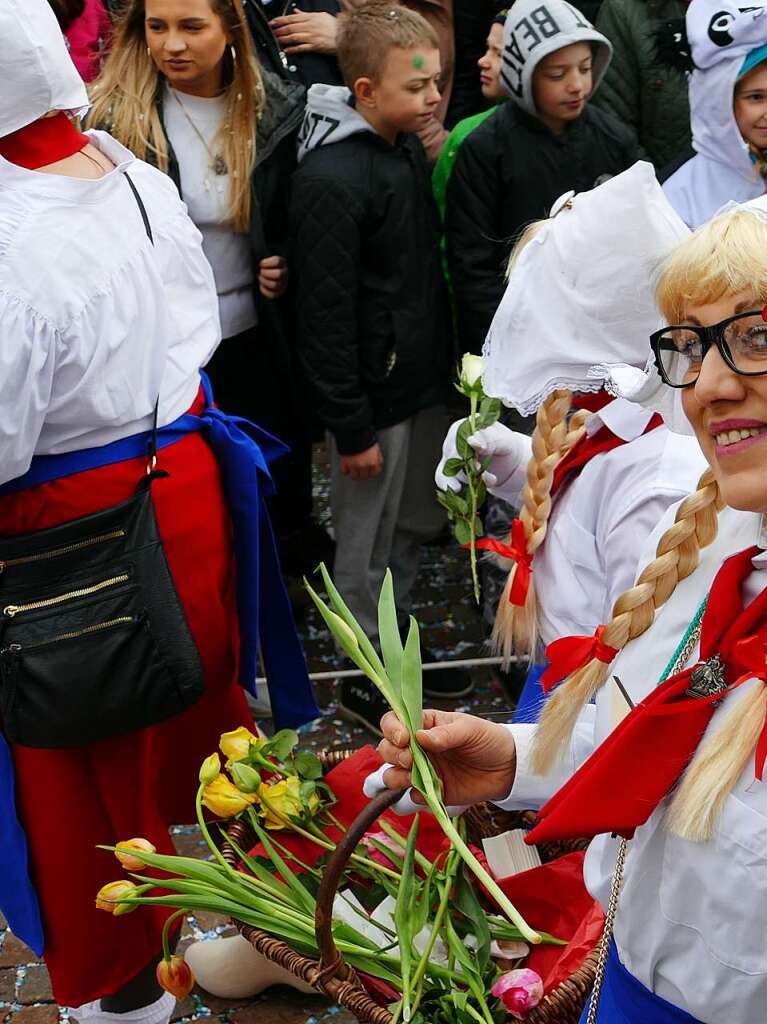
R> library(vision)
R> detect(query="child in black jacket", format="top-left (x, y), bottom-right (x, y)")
top-left (291, 1), bottom-right (469, 732)
top-left (446, 0), bottom-right (638, 354)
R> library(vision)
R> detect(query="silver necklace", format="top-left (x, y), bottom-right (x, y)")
top-left (170, 89), bottom-right (228, 191)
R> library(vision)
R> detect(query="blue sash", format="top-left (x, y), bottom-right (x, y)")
top-left (0, 373), bottom-right (320, 954)
top-left (512, 661), bottom-right (548, 723)
top-left (579, 942), bottom-right (702, 1024)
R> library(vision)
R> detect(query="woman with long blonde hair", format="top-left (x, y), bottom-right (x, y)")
top-left (436, 163), bottom-right (705, 722)
top-left (89, 0), bottom-right (334, 579)
top-left (377, 177), bottom-right (767, 1024)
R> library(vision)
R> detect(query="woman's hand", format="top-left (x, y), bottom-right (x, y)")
top-left (377, 709), bottom-right (517, 806)
top-left (258, 255), bottom-right (288, 299)
top-left (435, 419), bottom-right (530, 494)
top-left (269, 12), bottom-right (339, 55)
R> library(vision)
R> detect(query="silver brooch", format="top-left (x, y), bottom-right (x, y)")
top-left (685, 655), bottom-right (727, 700)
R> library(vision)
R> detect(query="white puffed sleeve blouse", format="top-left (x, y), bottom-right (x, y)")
top-left (0, 130), bottom-right (221, 486)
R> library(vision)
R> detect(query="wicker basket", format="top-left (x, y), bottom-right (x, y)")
top-left (220, 750), bottom-right (598, 1024)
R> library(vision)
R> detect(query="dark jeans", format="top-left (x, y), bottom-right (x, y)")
top-left (205, 325), bottom-right (314, 537)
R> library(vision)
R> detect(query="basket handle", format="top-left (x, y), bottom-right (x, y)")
top-left (315, 786), bottom-right (407, 983)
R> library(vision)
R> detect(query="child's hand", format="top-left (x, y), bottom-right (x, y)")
top-left (375, 709), bottom-right (517, 806)
top-left (340, 443), bottom-right (384, 481)
top-left (258, 255), bottom-right (288, 299)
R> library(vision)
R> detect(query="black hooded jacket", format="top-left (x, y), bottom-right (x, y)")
top-left (445, 102), bottom-right (638, 355)
top-left (289, 89), bottom-right (451, 454)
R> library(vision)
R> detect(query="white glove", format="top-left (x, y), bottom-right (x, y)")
top-left (435, 419), bottom-right (531, 494)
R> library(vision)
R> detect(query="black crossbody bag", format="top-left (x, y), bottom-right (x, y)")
top-left (0, 175), bottom-right (205, 748)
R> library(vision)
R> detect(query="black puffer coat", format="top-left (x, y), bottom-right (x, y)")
top-left (290, 131), bottom-right (451, 454)
top-left (445, 103), bottom-right (638, 355)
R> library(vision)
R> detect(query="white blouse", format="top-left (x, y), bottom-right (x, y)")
top-left (501, 504), bottom-right (767, 1023)
top-left (0, 131), bottom-right (220, 486)
top-left (163, 85), bottom-right (257, 340)
top-left (491, 399), bottom-right (707, 646)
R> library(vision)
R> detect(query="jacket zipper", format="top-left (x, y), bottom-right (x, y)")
top-left (0, 530), bottom-right (126, 574)
top-left (3, 574), bottom-right (131, 619)
top-left (1, 616), bottom-right (136, 654)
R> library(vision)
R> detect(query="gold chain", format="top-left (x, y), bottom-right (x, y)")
top-left (169, 89), bottom-right (227, 177)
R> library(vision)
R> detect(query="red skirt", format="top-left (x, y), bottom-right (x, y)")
top-left (0, 423), bottom-right (254, 1006)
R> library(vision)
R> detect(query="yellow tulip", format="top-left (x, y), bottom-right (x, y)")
top-left (219, 726), bottom-right (263, 763)
top-left (257, 776), bottom-right (319, 830)
top-left (115, 838), bottom-right (156, 872)
top-left (201, 773), bottom-right (258, 818)
top-left (95, 880), bottom-right (139, 916)
top-left (199, 752), bottom-right (221, 785)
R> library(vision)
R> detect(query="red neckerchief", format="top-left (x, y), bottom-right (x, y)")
top-left (571, 391), bottom-right (614, 414)
top-left (527, 546), bottom-right (767, 844)
top-left (0, 113), bottom-right (90, 169)
top-left (551, 410), bottom-right (664, 498)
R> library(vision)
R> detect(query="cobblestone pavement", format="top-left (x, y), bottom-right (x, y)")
top-left (0, 446), bottom-right (524, 1024)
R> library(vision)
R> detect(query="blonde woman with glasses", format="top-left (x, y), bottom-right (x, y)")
top-left (375, 174), bottom-right (767, 1024)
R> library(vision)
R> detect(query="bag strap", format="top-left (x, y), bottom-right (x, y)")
top-left (123, 171), bottom-right (161, 477)
top-left (124, 171), bottom-right (154, 244)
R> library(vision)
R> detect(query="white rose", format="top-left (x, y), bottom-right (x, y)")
top-left (460, 353), bottom-right (484, 389)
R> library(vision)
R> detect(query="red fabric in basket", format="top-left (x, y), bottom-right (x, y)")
top-left (494, 853), bottom-right (604, 992)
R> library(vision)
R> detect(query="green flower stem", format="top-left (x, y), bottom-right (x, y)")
top-left (409, 852), bottom-right (457, 1017)
top-left (378, 819), bottom-right (433, 875)
top-left (194, 782), bottom-right (239, 875)
top-left (410, 745), bottom-right (541, 945)
top-left (250, 752), bottom-right (291, 779)
top-left (160, 909), bottom-right (187, 962)
top-left (465, 1003), bottom-right (490, 1024)
top-left (468, 391), bottom-right (480, 603)
top-left (250, 800), bottom-right (401, 882)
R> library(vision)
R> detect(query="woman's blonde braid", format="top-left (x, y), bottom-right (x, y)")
top-left (531, 468), bottom-right (724, 775)
top-left (491, 390), bottom-right (580, 664)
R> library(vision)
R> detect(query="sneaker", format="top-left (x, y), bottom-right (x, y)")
top-left (421, 647), bottom-right (475, 700)
top-left (338, 679), bottom-right (390, 738)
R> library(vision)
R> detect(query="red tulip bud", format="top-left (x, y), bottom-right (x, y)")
top-left (156, 955), bottom-right (195, 999)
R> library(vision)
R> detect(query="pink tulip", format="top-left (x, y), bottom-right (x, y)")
top-left (362, 830), bottom-right (402, 869)
top-left (491, 968), bottom-right (544, 1019)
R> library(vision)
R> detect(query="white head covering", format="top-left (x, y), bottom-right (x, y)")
top-left (0, 0), bottom-right (90, 138)
top-left (606, 192), bottom-right (767, 433)
top-left (482, 162), bottom-right (691, 427)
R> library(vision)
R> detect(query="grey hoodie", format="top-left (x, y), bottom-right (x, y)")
top-left (500, 0), bottom-right (612, 117)
top-left (297, 84), bottom-right (375, 163)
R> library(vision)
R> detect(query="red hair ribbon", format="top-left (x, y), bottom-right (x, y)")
top-left (540, 625), bottom-right (618, 694)
top-left (469, 518), bottom-right (533, 606)
top-left (730, 635), bottom-right (767, 780)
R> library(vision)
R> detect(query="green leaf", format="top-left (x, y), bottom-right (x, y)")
top-left (318, 563), bottom-right (389, 679)
top-left (250, 819), bottom-right (316, 916)
top-left (442, 458), bottom-right (465, 477)
top-left (378, 569), bottom-right (404, 698)
top-left (394, 816), bottom-right (419, 1022)
top-left (263, 729), bottom-right (299, 762)
top-left (475, 480), bottom-right (487, 508)
top-left (456, 420), bottom-right (472, 459)
top-left (400, 617), bottom-right (423, 738)
top-left (293, 750), bottom-right (323, 780)
top-left (454, 519), bottom-right (472, 545)
top-left (473, 518), bottom-right (484, 539)
top-left (442, 489), bottom-right (468, 517)
top-left (299, 780), bottom-right (317, 805)
top-left (454, 864), bottom-right (491, 970)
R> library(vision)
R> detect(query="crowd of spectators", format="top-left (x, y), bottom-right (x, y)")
top-left (52, 0), bottom-right (767, 728)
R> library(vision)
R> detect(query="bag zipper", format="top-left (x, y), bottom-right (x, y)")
top-left (1, 616), bottom-right (137, 654)
top-left (0, 530), bottom-right (126, 574)
top-left (3, 574), bottom-right (131, 619)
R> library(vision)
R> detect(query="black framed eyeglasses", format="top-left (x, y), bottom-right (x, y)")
top-left (650, 308), bottom-right (767, 388)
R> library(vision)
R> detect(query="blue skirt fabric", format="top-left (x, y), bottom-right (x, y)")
top-left (513, 661), bottom-right (548, 723)
top-left (579, 943), bottom-right (702, 1024)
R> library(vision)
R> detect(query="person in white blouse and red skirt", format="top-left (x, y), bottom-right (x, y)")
top-left (0, 2), bottom-right (318, 1022)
